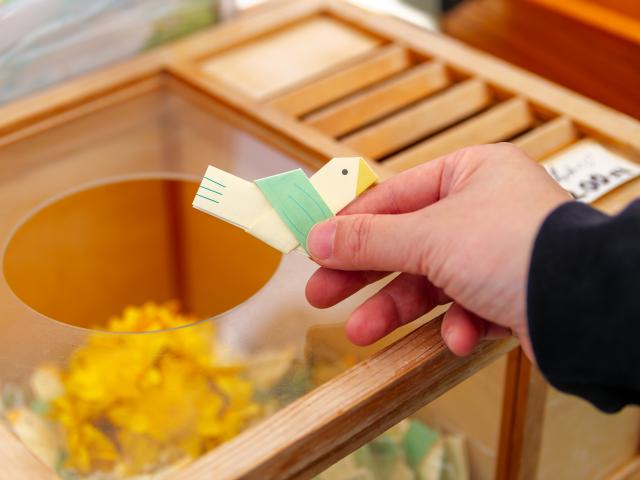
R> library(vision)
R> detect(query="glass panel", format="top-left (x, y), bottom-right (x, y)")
top-left (308, 322), bottom-right (506, 480)
top-left (315, 417), bottom-right (470, 480)
top-left (0, 82), bottom-right (505, 479)
top-left (0, 83), bottom-right (394, 478)
top-left (536, 389), bottom-right (639, 480)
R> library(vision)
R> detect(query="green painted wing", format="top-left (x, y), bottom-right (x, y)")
top-left (255, 169), bottom-right (333, 251)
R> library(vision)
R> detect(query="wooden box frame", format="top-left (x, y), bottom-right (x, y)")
top-left (0, 1), bottom-right (639, 479)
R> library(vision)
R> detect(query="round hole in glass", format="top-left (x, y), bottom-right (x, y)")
top-left (2, 176), bottom-right (282, 332)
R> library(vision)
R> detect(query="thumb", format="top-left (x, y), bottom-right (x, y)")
top-left (306, 213), bottom-right (429, 273)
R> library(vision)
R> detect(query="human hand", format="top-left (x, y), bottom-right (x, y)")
top-left (305, 144), bottom-right (570, 361)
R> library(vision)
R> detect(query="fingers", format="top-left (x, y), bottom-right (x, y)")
top-left (345, 273), bottom-right (448, 346)
top-left (441, 303), bottom-right (511, 356)
top-left (307, 212), bottom-right (430, 274)
top-left (305, 268), bottom-right (389, 308)
top-left (340, 155), bottom-right (448, 215)
top-left (308, 145), bottom-right (512, 272)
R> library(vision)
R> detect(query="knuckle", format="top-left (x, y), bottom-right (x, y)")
top-left (450, 145), bottom-right (478, 164)
top-left (380, 182), bottom-right (402, 214)
top-left (456, 142), bottom-right (529, 170)
top-left (418, 241), bottom-right (441, 283)
top-left (417, 231), bottom-right (452, 287)
top-left (342, 214), bottom-right (374, 261)
top-left (495, 141), bottom-right (520, 152)
top-left (496, 142), bottom-right (526, 157)
top-left (451, 145), bottom-right (495, 169)
top-left (494, 142), bottom-right (528, 161)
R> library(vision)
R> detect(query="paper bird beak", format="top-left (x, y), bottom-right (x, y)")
top-left (356, 158), bottom-right (378, 196)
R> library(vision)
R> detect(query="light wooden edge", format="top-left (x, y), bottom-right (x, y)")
top-left (267, 43), bottom-right (412, 116)
top-left (173, 317), bottom-right (517, 480)
top-left (496, 350), bottom-right (548, 480)
top-left (496, 350), bottom-right (523, 480)
top-left (304, 61), bottom-right (451, 137)
top-left (0, 423), bottom-right (53, 480)
top-left (234, 36), bottom-right (388, 104)
top-left (0, 78), bottom-right (163, 148)
top-left (0, 50), bottom-right (169, 138)
top-left (341, 77), bottom-right (491, 160)
top-left (512, 116), bottom-right (580, 161)
top-left (166, 75), bottom-right (322, 170)
top-left (164, 62), bottom-right (371, 169)
top-left (385, 97), bottom-right (534, 170)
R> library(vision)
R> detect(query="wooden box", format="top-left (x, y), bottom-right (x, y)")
top-left (0, 1), bottom-right (638, 479)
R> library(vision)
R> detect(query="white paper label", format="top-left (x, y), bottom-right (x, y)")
top-left (543, 139), bottom-right (640, 204)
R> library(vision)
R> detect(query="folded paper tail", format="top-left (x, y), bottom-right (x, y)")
top-left (192, 165), bottom-right (272, 231)
top-left (247, 209), bottom-right (300, 254)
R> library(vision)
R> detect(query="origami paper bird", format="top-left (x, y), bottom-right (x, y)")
top-left (192, 157), bottom-right (378, 253)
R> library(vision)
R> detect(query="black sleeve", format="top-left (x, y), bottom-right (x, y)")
top-left (527, 199), bottom-right (640, 413)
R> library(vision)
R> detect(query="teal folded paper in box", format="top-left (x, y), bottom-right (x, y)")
top-left (255, 169), bottom-right (333, 251)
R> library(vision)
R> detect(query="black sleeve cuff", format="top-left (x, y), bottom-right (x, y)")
top-left (527, 200), bottom-right (640, 413)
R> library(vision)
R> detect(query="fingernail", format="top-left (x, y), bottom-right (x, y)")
top-left (307, 222), bottom-right (336, 260)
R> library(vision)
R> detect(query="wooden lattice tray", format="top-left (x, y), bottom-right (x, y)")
top-left (0, 1), bottom-right (638, 479)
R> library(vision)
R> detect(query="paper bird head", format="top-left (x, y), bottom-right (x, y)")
top-left (311, 157), bottom-right (378, 213)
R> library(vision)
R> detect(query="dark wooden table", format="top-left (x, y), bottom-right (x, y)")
top-left (443, 0), bottom-right (640, 119)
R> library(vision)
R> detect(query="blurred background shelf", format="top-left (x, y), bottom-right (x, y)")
top-left (442, 0), bottom-right (640, 119)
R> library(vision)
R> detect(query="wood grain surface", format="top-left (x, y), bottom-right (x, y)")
top-left (304, 61), bottom-right (451, 137)
top-left (386, 97), bottom-right (535, 169)
top-left (342, 78), bottom-right (492, 160)
top-left (268, 44), bottom-right (414, 116)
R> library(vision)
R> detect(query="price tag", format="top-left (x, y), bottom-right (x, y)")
top-left (543, 139), bottom-right (640, 204)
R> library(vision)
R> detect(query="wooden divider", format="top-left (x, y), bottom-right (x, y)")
top-left (496, 351), bottom-right (548, 480)
top-left (304, 61), bottom-right (451, 137)
top-left (386, 97), bottom-right (535, 170)
top-left (342, 78), bottom-right (492, 159)
top-left (268, 44), bottom-right (414, 116)
top-left (513, 116), bottom-right (580, 161)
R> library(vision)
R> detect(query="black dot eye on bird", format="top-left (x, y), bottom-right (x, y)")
top-left (342, 169), bottom-right (348, 175)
